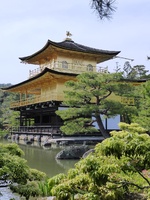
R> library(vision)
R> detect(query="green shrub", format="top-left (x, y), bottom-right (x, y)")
top-left (48, 123), bottom-right (150, 200)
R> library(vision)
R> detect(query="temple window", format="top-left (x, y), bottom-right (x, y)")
top-left (87, 64), bottom-right (93, 71)
top-left (62, 61), bottom-right (68, 69)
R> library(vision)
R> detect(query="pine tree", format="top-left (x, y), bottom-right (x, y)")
top-left (56, 72), bottom-right (136, 138)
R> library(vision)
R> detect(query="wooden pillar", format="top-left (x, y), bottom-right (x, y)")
top-left (25, 90), bottom-right (27, 104)
top-left (40, 113), bottom-right (42, 125)
top-left (20, 92), bottom-right (22, 106)
top-left (105, 118), bottom-right (108, 131)
top-left (20, 112), bottom-right (23, 126)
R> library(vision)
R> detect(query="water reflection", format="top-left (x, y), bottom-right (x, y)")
top-left (56, 158), bottom-right (78, 170)
top-left (2, 139), bottom-right (78, 178)
top-left (0, 139), bottom-right (78, 199)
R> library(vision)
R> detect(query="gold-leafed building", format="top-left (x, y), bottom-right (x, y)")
top-left (3, 35), bottom-right (122, 132)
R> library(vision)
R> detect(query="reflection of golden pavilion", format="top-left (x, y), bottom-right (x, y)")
top-left (3, 35), bottom-right (121, 130)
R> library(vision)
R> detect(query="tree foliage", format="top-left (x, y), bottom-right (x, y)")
top-left (90, 0), bottom-right (117, 20)
top-left (0, 142), bottom-right (47, 200)
top-left (48, 123), bottom-right (150, 200)
top-left (122, 62), bottom-right (149, 80)
top-left (0, 84), bottom-right (19, 130)
top-left (133, 80), bottom-right (150, 131)
top-left (56, 72), bottom-right (137, 138)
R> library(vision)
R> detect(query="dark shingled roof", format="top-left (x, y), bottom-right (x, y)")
top-left (2, 67), bottom-right (78, 91)
top-left (2, 67), bottom-right (147, 91)
top-left (19, 38), bottom-right (120, 62)
top-left (50, 39), bottom-right (120, 54)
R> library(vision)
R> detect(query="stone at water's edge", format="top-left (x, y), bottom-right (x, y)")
top-left (82, 149), bottom-right (95, 158)
top-left (56, 145), bottom-right (90, 159)
top-left (0, 187), bottom-right (20, 200)
top-left (36, 197), bottom-right (56, 200)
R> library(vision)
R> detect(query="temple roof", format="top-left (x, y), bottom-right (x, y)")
top-left (19, 38), bottom-right (120, 64)
top-left (2, 66), bottom-right (146, 93)
top-left (2, 67), bottom-right (78, 92)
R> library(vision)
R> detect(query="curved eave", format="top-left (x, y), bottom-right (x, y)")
top-left (19, 39), bottom-right (120, 63)
top-left (19, 40), bottom-right (51, 63)
top-left (2, 68), bottom-right (78, 92)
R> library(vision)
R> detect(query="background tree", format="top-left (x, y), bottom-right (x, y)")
top-left (123, 62), bottom-right (149, 80)
top-left (56, 72), bottom-right (137, 138)
top-left (0, 85), bottom-right (19, 130)
top-left (133, 80), bottom-right (150, 131)
top-left (119, 64), bottom-right (150, 130)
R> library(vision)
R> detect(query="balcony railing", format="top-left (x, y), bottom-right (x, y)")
top-left (11, 126), bottom-right (60, 135)
top-left (29, 68), bottom-right (42, 78)
top-left (10, 93), bottom-right (64, 108)
top-left (11, 93), bottom-right (135, 109)
top-left (121, 97), bottom-right (135, 105)
top-left (28, 61), bottom-right (108, 78)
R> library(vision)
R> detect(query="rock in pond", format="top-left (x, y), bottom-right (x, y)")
top-left (82, 149), bottom-right (95, 158)
top-left (43, 142), bottom-right (51, 147)
top-left (56, 145), bottom-right (90, 159)
top-left (26, 140), bottom-right (33, 145)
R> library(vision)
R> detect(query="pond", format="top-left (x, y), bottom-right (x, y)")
top-left (0, 139), bottom-right (78, 199)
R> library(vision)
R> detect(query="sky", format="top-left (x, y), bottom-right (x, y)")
top-left (0, 0), bottom-right (150, 84)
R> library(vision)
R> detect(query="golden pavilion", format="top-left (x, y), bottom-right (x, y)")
top-left (3, 34), bottom-right (121, 134)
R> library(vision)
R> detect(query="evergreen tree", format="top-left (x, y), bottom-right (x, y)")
top-left (56, 72), bottom-right (136, 138)
top-left (123, 62), bottom-right (149, 80)
top-left (49, 123), bottom-right (150, 200)
top-left (133, 80), bottom-right (150, 131)
top-left (90, 0), bottom-right (117, 20)
top-left (0, 85), bottom-right (19, 130)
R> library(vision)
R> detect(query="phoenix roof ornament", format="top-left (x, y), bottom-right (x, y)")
top-left (66, 31), bottom-right (72, 38)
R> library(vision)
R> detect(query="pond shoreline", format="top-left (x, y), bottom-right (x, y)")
top-left (0, 139), bottom-right (78, 199)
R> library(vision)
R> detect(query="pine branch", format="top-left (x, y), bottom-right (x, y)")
top-left (97, 89), bottom-right (112, 104)
top-left (109, 180), bottom-right (150, 190)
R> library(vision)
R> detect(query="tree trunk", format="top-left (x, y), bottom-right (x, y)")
top-left (95, 115), bottom-right (110, 138)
